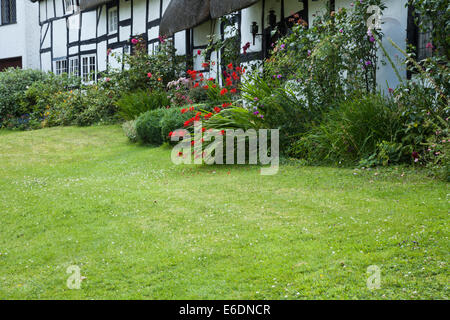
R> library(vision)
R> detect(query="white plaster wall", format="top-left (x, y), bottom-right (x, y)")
top-left (174, 31), bottom-right (186, 55)
top-left (133, 0), bottom-right (147, 35)
top-left (53, 19), bottom-right (68, 59)
top-left (148, 0), bottom-right (160, 21)
top-left (81, 11), bottom-right (97, 41)
top-left (377, 0), bottom-right (408, 90)
top-left (241, 1), bottom-right (263, 53)
top-left (0, 0), bottom-right (40, 69)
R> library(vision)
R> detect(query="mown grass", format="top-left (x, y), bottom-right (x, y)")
top-left (0, 126), bottom-right (448, 299)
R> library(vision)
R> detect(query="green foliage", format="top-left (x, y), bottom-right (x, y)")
top-left (74, 84), bottom-right (118, 126)
top-left (291, 93), bottom-right (402, 164)
top-left (264, 0), bottom-right (386, 114)
top-left (0, 68), bottom-right (47, 127)
top-left (135, 108), bottom-right (166, 145)
top-left (241, 75), bottom-right (320, 149)
top-left (122, 120), bottom-right (138, 142)
top-left (159, 107), bottom-right (194, 143)
top-left (407, 0), bottom-right (450, 59)
top-left (107, 36), bottom-right (185, 93)
top-left (117, 89), bottom-right (171, 121)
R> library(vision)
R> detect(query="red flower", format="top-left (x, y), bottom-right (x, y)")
top-left (222, 103), bottom-right (231, 108)
top-left (169, 131), bottom-right (173, 137)
top-left (181, 108), bottom-right (187, 114)
top-left (202, 62), bottom-right (210, 68)
top-left (197, 50), bottom-right (202, 55)
top-left (227, 63), bottom-right (233, 70)
top-left (232, 72), bottom-right (239, 80)
top-left (220, 88), bottom-right (228, 95)
top-left (208, 77), bottom-right (214, 81)
top-left (204, 113), bottom-right (213, 119)
top-left (203, 85), bottom-right (209, 90)
top-left (178, 152), bottom-right (183, 157)
top-left (220, 130), bottom-right (225, 135)
top-left (194, 83), bottom-right (199, 88)
top-left (202, 127), bottom-right (206, 132)
top-left (230, 88), bottom-right (237, 94)
top-left (189, 106), bottom-right (195, 112)
top-left (214, 107), bottom-right (221, 113)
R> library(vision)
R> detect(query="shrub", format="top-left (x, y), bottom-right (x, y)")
top-left (135, 108), bottom-right (166, 145)
top-left (107, 36), bottom-right (185, 93)
top-left (264, 1), bottom-right (386, 113)
top-left (122, 120), bottom-right (138, 142)
top-left (291, 93), bottom-right (402, 164)
top-left (117, 89), bottom-right (171, 121)
top-left (0, 68), bottom-right (47, 127)
top-left (160, 107), bottom-right (195, 143)
top-left (74, 84), bottom-right (118, 126)
top-left (241, 75), bottom-right (317, 150)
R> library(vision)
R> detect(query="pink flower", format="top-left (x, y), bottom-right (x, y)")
top-left (147, 73), bottom-right (152, 78)
top-left (388, 88), bottom-right (394, 94)
top-left (131, 38), bottom-right (139, 45)
top-left (425, 42), bottom-right (433, 49)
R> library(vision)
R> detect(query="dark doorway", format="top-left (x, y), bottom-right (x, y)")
top-left (0, 56), bottom-right (22, 71)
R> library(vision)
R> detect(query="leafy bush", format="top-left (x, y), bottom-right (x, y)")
top-left (122, 120), bottom-right (138, 142)
top-left (291, 93), bottom-right (402, 164)
top-left (241, 75), bottom-right (318, 150)
top-left (74, 84), bottom-right (118, 126)
top-left (117, 89), bottom-right (171, 121)
top-left (160, 107), bottom-right (195, 143)
top-left (135, 108), bottom-right (166, 145)
top-left (107, 36), bottom-right (185, 93)
top-left (0, 68), bottom-right (48, 127)
top-left (264, 0), bottom-right (386, 112)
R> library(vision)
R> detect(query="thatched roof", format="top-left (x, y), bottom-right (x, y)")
top-left (160, 0), bottom-right (211, 37)
top-left (79, 0), bottom-right (113, 10)
top-left (210, 0), bottom-right (259, 18)
top-left (160, 0), bottom-right (260, 36)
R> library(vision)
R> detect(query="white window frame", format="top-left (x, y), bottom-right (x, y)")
top-left (54, 59), bottom-right (68, 75)
top-left (108, 7), bottom-right (118, 34)
top-left (69, 56), bottom-right (79, 77)
top-left (81, 54), bottom-right (97, 83)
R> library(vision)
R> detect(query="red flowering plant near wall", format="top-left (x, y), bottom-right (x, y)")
top-left (165, 63), bottom-right (269, 161)
top-left (185, 62), bottom-right (245, 107)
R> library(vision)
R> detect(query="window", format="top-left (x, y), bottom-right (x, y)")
top-left (0, 0), bottom-right (16, 25)
top-left (407, 6), bottom-right (434, 61)
top-left (69, 57), bottom-right (79, 77)
top-left (417, 28), bottom-right (433, 60)
top-left (108, 7), bottom-right (118, 34)
top-left (81, 55), bottom-right (96, 82)
top-left (55, 59), bottom-right (68, 75)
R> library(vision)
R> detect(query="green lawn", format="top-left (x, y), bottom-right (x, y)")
top-left (0, 126), bottom-right (448, 299)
